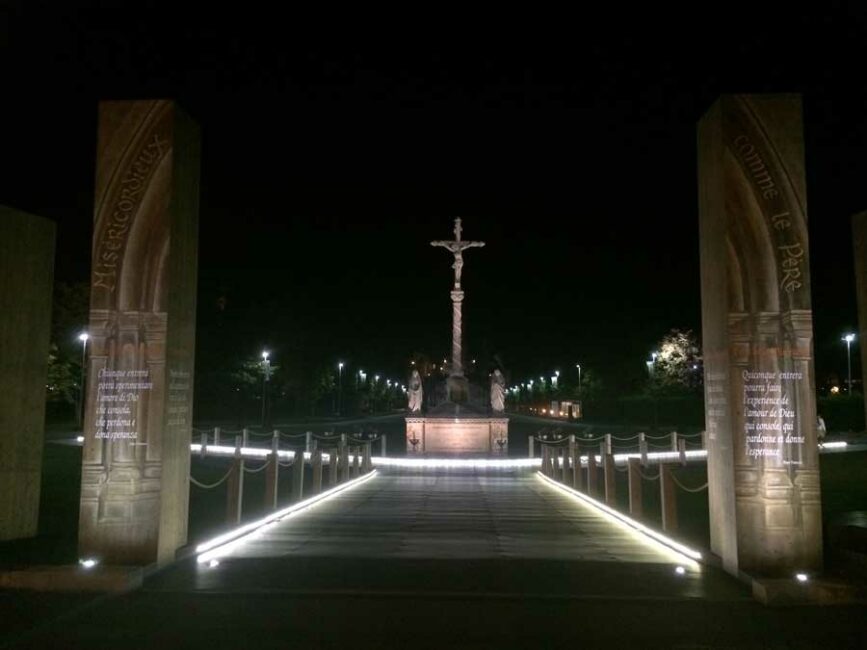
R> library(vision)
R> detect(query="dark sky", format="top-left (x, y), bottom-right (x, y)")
top-left (2, 5), bottom-right (866, 389)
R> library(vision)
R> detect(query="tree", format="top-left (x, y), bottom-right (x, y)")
top-left (648, 328), bottom-right (703, 395)
top-left (47, 282), bottom-right (90, 407)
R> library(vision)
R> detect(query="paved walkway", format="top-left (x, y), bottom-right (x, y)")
top-left (5, 469), bottom-right (867, 649)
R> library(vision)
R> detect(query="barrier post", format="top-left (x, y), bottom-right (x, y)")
top-left (291, 450), bottom-right (305, 502)
top-left (570, 437), bottom-right (579, 488)
top-left (529, 436), bottom-right (534, 458)
top-left (242, 427), bottom-right (249, 448)
top-left (226, 435), bottom-right (244, 524)
top-left (627, 457), bottom-right (642, 517)
top-left (560, 446), bottom-right (569, 483)
top-left (604, 447), bottom-right (616, 506)
top-left (638, 432), bottom-right (648, 466)
top-left (264, 432), bottom-right (279, 510)
top-left (327, 448), bottom-right (338, 486)
top-left (213, 426), bottom-right (220, 447)
top-left (340, 434), bottom-right (350, 482)
top-left (305, 431), bottom-right (312, 453)
top-left (351, 446), bottom-right (360, 478)
top-left (678, 438), bottom-right (687, 466)
top-left (364, 442), bottom-right (372, 472)
top-left (671, 431), bottom-right (678, 452)
top-left (381, 434), bottom-right (387, 457)
top-left (311, 449), bottom-right (323, 493)
top-left (586, 448), bottom-right (598, 497)
top-left (200, 432), bottom-right (207, 458)
top-left (660, 464), bottom-right (678, 532)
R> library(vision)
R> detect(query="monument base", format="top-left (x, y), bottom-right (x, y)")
top-left (406, 413), bottom-right (508, 456)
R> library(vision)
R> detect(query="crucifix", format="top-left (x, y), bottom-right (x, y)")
top-left (431, 218), bottom-right (485, 379)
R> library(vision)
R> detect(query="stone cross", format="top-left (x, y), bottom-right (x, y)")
top-left (431, 218), bottom-right (484, 377)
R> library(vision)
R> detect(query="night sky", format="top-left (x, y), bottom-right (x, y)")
top-left (2, 6), bottom-right (866, 391)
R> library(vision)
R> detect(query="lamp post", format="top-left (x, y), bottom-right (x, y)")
top-left (575, 363), bottom-right (581, 396)
top-left (261, 350), bottom-right (271, 428)
top-left (337, 361), bottom-right (344, 416)
top-left (842, 334), bottom-right (856, 395)
top-left (77, 332), bottom-right (89, 430)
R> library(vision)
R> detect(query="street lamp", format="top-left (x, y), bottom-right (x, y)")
top-left (337, 361), bottom-right (344, 416)
top-left (77, 332), bottom-right (89, 429)
top-left (261, 350), bottom-right (272, 428)
top-left (842, 334), bottom-right (856, 394)
top-left (575, 363), bottom-right (582, 395)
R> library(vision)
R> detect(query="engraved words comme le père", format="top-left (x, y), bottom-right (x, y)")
top-left (93, 133), bottom-right (169, 293)
top-left (731, 134), bottom-right (805, 295)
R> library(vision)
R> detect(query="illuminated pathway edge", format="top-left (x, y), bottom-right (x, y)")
top-left (196, 470), bottom-right (378, 564)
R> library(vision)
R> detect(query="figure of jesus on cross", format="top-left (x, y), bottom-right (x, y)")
top-left (431, 218), bottom-right (485, 381)
top-left (431, 217), bottom-right (485, 290)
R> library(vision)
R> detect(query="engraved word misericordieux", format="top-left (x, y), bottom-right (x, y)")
top-left (732, 134), bottom-right (803, 294)
top-left (93, 133), bottom-right (169, 292)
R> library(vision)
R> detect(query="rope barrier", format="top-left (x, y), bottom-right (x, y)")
top-left (638, 467), bottom-right (660, 481)
top-left (189, 466), bottom-right (234, 489)
top-left (613, 464), bottom-right (630, 473)
top-left (277, 460), bottom-right (296, 468)
top-left (279, 431), bottom-right (308, 439)
top-left (670, 473), bottom-right (709, 493)
top-left (610, 434), bottom-right (639, 441)
top-left (535, 437), bottom-right (569, 445)
top-left (242, 461), bottom-right (270, 474)
top-left (247, 430), bottom-right (274, 438)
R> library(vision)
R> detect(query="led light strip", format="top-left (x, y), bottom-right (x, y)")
top-left (190, 444), bottom-right (334, 463)
top-left (372, 457), bottom-right (541, 469)
top-left (536, 471), bottom-right (702, 566)
top-left (196, 469), bottom-right (378, 563)
top-left (819, 441), bottom-right (848, 450)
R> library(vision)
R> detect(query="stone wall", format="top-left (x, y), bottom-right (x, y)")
top-left (0, 207), bottom-right (55, 541)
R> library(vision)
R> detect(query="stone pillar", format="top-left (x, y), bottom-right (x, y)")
top-left (78, 100), bottom-right (201, 566)
top-left (0, 207), bottom-right (55, 541)
top-left (852, 211), bottom-right (867, 430)
top-left (698, 94), bottom-right (821, 577)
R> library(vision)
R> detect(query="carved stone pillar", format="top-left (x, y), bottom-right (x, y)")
top-left (79, 100), bottom-right (200, 566)
top-left (699, 94), bottom-right (821, 577)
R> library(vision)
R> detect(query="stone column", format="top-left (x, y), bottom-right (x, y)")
top-left (79, 100), bottom-right (200, 566)
top-left (852, 211), bottom-right (867, 430)
top-left (0, 207), bottom-right (55, 541)
top-left (450, 289), bottom-right (464, 376)
top-left (698, 94), bottom-right (821, 577)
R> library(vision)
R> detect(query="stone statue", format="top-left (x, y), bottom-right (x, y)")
top-left (408, 368), bottom-right (423, 413)
top-left (490, 369), bottom-right (505, 412)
